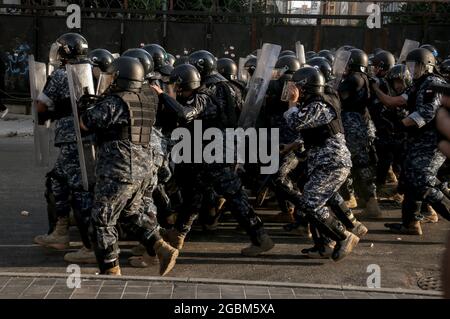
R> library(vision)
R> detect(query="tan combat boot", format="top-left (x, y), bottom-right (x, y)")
top-left (385, 221), bottom-right (423, 235)
top-left (364, 197), bottom-right (382, 218)
top-left (161, 228), bottom-right (186, 250)
top-left (34, 216), bottom-right (70, 250)
top-left (154, 239), bottom-right (179, 276)
top-left (386, 167), bottom-right (398, 184)
top-left (241, 233), bottom-right (275, 257)
top-left (351, 221), bottom-right (368, 238)
top-left (421, 205), bottom-right (439, 223)
top-left (64, 246), bottom-right (96, 264)
top-left (345, 195), bottom-right (358, 209)
top-left (332, 231), bottom-right (360, 262)
top-left (104, 265), bottom-right (122, 276)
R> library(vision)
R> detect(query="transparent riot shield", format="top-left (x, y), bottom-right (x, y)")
top-left (332, 50), bottom-right (351, 89)
top-left (66, 63), bottom-right (95, 191)
top-left (29, 55), bottom-right (57, 167)
top-left (238, 57), bottom-right (250, 85)
top-left (295, 41), bottom-right (306, 66)
top-left (238, 43), bottom-right (281, 129)
top-left (398, 39), bottom-right (420, 64)
top-left (96, 72), bottom-right (114, 95)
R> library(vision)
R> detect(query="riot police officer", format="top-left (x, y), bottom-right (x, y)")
top-left (80, 56), bottom-right (178, 275)
top-left (33, 33), bottom-right (96, 264)
top-left (338, 48), bottom-right (381, 217)
top-left (372, 48), bottom-right (450, 234)
top-left (151, 64), bottom-right (275, 256)
top-left (284, 66), bottom-right (360, 261)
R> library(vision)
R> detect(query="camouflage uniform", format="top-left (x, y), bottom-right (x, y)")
top-left (265, 82), bottom-right (306, 214)
top-left (159, 89), bottom-right (267, 246)
top-left (398, 74), bottom-right (449, 224)
top-left (369, 77), bottom-right (408, 186)
top-left (339, 72), bottom-right (377, 202)
top-left (38, 67), bottom-right (93, 245)
top-left (140, 127), bottom-right (172, 220)
top-left (284, 99), bottom-right (352, 242)
top-left (82, 94), bottom-right (161, 271)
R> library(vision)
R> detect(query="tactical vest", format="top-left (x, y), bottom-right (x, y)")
top-left (340, 72), bottom-right (371, 118)
top-left (112, 89), bottom-right (158, 145)
top-left (300, 92), bottom-right (344, 147)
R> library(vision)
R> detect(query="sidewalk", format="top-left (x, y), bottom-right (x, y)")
top-left (0, 114), bottom-right (33, 138)
top-left (0, 272), bottom-right (441, 299)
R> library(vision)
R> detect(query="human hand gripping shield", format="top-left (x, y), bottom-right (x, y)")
top-left (66, 63), bottom-right (95, 191)
top-left (28, 55), bottom-right (57, 167)
top-left (238, 43), bottom-right (281, 129)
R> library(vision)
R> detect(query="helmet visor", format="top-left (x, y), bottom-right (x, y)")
top-left (406, 61), bottom-right (425, 80)
top-left (49, 42), bottom-right (61, 64)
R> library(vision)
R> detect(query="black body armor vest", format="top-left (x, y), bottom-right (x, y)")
top-left (300, 91), bottom-right (344, 147)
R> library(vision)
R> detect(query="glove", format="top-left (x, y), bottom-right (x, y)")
top-left (368, 76), bottom-right (380, 86)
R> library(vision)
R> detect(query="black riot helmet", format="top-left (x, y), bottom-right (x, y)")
top-left (292, 66), bottom-right (325, 95)
top-left (244, 56), bottom-right (257, 76)
top-left (109, 56), bottom-right (145, 92)
top-left (52, 33), bottom-right (88, 62)
top-left (370, 50), bottom-right (395, 71)
top-left (439, 59), bottom-right (450, 81)
top-left (317, 50), bottom-right (334, 65)
top-left (386, 64), bottom-right (412, 87)
top-left (348, 48), bottom-right (368, 73)
top-left (142, 44), bottom-right (172, 75)
top-left (307, 57), bottom-right (333, 83)
top-left (405, 48), bottom-right (436, 79)
top-left (166, 53), bottom-right (176, 66)
top-left (87, 48), bottom-right (114, 72)
top-left (420, 44), bottom-right (439, 58)
top-left (189, 50), bottom-right (227, 84)
top-left (169, 64), bottom-right (202, 91)
top-left (305, 51), bottom-right (317, 59)
top-left (122, 48), bottom-right (155, 80)
top-left (279, 50), bottom-right (296, 58)
top-left (188, 50), bottom-right (218, 78)
top-left (406, 48), bottom-right (436, 66)
top-left (275, 55), bottom-right (301, 75)
top-left (217, 58), bottom-right (238, 81)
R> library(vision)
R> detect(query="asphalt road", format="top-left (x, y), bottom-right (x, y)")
top-left (0, 136), bottom-right (449, 291)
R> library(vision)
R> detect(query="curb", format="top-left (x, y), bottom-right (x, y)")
top-left (0, 272), bottom-right (442, 297)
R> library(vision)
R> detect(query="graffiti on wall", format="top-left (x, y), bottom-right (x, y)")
top-left (3, 42), bottom-right (31, 92)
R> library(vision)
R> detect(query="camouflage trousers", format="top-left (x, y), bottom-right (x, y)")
top-left (90, 176), bottom-right (161, 271)
top-left (175, 163), bottom-right (265, 245)
top-left (272, 151), bottom-right (305, 214)
top-left (342, 112), bottom-right (377, 201)
top-left (294, 163), bottom-right (350, 243)
top-left (399, 141), bottom-right (446, 224)
top-left (46, 143), bottom-right (92, 246)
